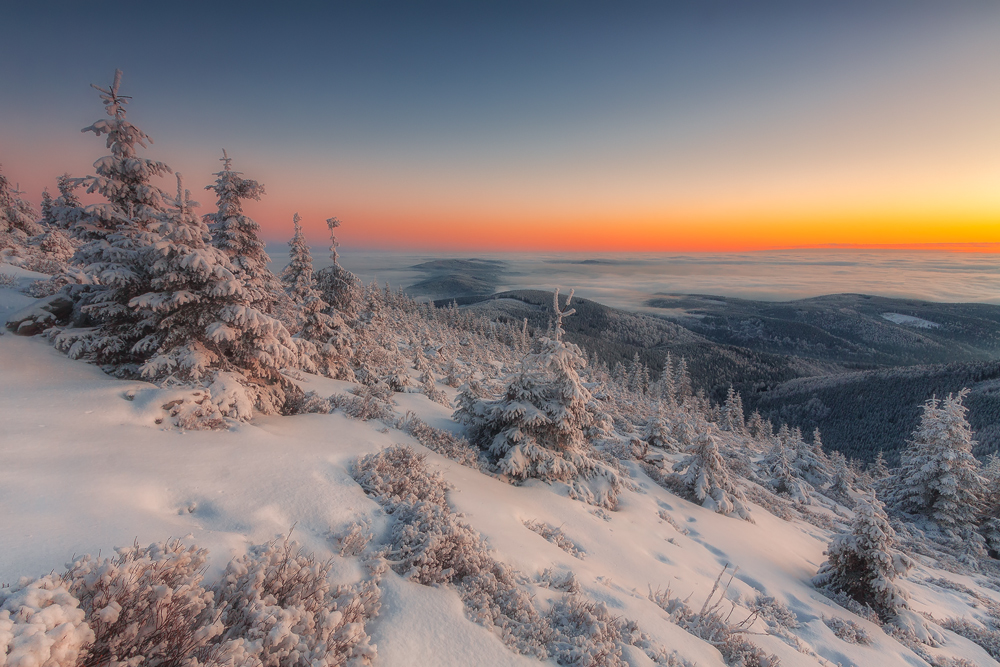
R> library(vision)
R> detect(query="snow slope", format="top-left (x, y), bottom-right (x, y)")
top-left (1, 285), bottom-right (997, 667)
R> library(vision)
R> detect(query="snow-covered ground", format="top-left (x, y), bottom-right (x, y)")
top-left (1, 285), bottom-right (997, 667)
top-left (881, 312), bottom-right (942, 329)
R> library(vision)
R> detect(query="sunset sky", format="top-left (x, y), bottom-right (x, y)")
top-left (2, 1), bottom-right (999, 251)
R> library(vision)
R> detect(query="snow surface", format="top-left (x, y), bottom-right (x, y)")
top-left (881, 312), bottom-right (942, 329)
top-left (1, 284), bottom-right (997, 667)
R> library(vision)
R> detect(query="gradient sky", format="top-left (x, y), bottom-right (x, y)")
top-left (2, 1), bottom-right (999, 251)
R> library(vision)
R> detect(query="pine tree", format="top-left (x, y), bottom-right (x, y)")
top-left (454, 288), bottom-right (622, 508)
top-left (671, 426), bottom-right (753, 521)
top-left (720, 386), bottom-right (746, 434)
top-left (204, 150), bottom-right (282, 313)
top-left (56, 70), bottom-right (173, 370)
top-left (278, 214), bottom-right (353, 380)
top-left (792, 428), bottom-right (831, 488)
top-left (887, 391), bottom-right (985, 537)
top-left (980, 456), bottom-right (1000, 555)
top-left (813, 492), bottom-right (913, 619)
top-left (827, 451), bottom-right (856, 506)
top-left (0, 167), bottom-right (43, 264)
top-left (869, 451), bottom-right (890, 482)
top-left (643, 401), bottom-right (677, 452)
top-left (314, 216), bottom-right (360, 318)
top-left (130, 174), bottom-right (299, 417)
top-left (763, 437), bottom-right (812, 504)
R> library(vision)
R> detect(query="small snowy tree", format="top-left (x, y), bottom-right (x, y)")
top-left (204, 150), bottom-right (283, 314)
top-left (454, 288), bottom-right (622, 508)
top-left (762, 437), bottom-right (812, 504)
top-left (671, 426), bottom-right (753, 521)
top-left (887, 391), bottom-right (985, 537)
top-left (813, 492), bottom-right (913, 620)
top-left (643, 401), bottom-right (677, 452)
top-left (719, 386), bottom-right (746, 434)
top-left (315, 216), bottom-right (361, 318)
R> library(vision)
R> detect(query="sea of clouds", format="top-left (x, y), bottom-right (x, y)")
top-left (268, 247), bottom-right (1000, 311)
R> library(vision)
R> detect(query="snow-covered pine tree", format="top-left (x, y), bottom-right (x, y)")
top-left (129, 174), bottom-right (300, 418)
top-left (49, 174), bottom-right (85, 232)
top-left (643, 401), bottom-right (677, 452)
top-left (277, 214), bottom-right (354, 380)
top-left (887, 390), bottom-right (985, 537)
top-left (719, 386), bottom-right (746, 434)
top-left (792, 428), bottom-right (831, 488)
top-left (314, 216), bottom-right (361, 318)
top-left (869, 451), bottom-right (890, 482)
top-left (281, 213), bottom-right (314, 307)
top-left (454, 288), bottom-right (622, 508)
top-left (204, 150), bottom-right (283, 314)
top-left (671, 425), bottom-right (753, 521)
top-left (0, 167), bottom-right (43, 265)
top-left (54, 70), bottom-right (173, 371)
top-left (762, 436), bottom-right (812, 504)
top-left (813, 492), bottom-right (913, 620)
top-left (827, 451), bottom-right (856, 506)
top-left (980, 455), bottom-right (1000, 556)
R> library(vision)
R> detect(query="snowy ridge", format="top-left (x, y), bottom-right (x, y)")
top-left (2, 286), bottom-right (999, 666)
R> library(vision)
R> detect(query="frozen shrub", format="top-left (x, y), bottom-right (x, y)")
top-left (396, 412), bottom-right (482, 469)
top-left (657, 509), bottom-right (689, 535)
top-left (822, 616), bottom-right (873, 645)
top-left (329, 387), bottom-right (393, 422)
top-left (161, 389), bottom-right (228, 430)
top-left (353, 446), bottom-right (448, 510)
top-left (537, 568), bottom-right (581, 593)
top-left (547, 595), bottom-right (689, 667)
top-left (648, 566), bottom-right (780, 667)
top-left (522, 520), bottom-right (586, 559)
top-left (334, 521), bottom-right (374, 558)
top-left (746, 595), bottom-right (798, 631)
top-left (63, 539), bottom-right (225, 667)
top-left (353, 445), bottom-right (548, 657)
top-left (215, 536), bottom-right (380, 667)
top-left (0, 574), bottom-right (95, 667)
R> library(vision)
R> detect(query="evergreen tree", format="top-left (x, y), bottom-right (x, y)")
top-left (279, 214), bottom-right (353, 380)
top-left (204, 150), bottom-right (282, 313)
top-left (56, 70), bottom-right (172, 370)
top-left (813, 492), bottom-right (913, 620)
top-left (671, 426), bottom-right (753, 521)
top-left (792, 428), bottom-right (831, 488)
top-left (454, 289), bottom-right (622, 508)
top-left (643, 401), bottom-right (677, 452)
top-left (131, 174), bottom-right (299, 417)
top-left (827, 451), bottom-right (856, 506)
top-left (720, 386), bottom-right (746, 434)
top-left (980, 455), bottom-right (1000, 555)
top-left (763, 437), bottom-right (812, 504)
top-left (887, 391), bottom-right (985, 537)
top-left (315, 216), bottom-right (360, 318)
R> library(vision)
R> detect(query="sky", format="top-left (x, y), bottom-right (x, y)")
top-left (2, 1), bottom-right (1000, 252)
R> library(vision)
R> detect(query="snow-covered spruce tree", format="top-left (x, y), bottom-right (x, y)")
top-left (671, 425), bottom-right (753, 521)
top-left (130, 174), bottom-right (299, 418)
top-left (827, 450), bottom-right (857, 506)
top-left (314, 216), bottom-right (361, 318)
top-left (813, 492), bottom-right (913, 621)
top-left (980, 456), bottom-right (1000, 556)
top-left (279, 214), bottom-right (354, 380)
top-left (792, 428), bottom-right (831, 488)
top-left (643, 401), bottom-right (678, 452)
top-left (719, 386), bottom-right (746, 434)
top-left (454, 288), bottom-right (622, 508)
top-left (54, 70), bottom-right (172, 371)
top-left (0, 167), bottom-right (43, 264)
top-left (762, 435), bottom-right (812, 504)
top-left (887, 390), bottom-right (985, 538)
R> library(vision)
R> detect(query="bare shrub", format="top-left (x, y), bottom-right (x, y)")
top-left (330, 386), bottom-right (394, 422)
top-left (523, 520), bottom-right (586, 559)
top-left (940, 617), bottom-right (1000, 659)
top-left (823, 616), bottom-right (873, 645)
top-left (746, 595), bottom-right (798, 631)
top-left (538, 568), bottom-right (581, 593)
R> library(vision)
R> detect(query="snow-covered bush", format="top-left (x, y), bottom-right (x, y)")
top-left (746, 595), bottom-right (798, 631)
top-left (0, 574), bottom-right (94, 667)
top-left (214, 536), bottom-right (380, 667)
top-left (454, 289), bottom-right (622, 509)
top-left (813, 493), bottom-right (913, 621)
top-left (522, 520), bottom-right (586, 559)
top-left (671, 426), bottom-right (753, 521)
top-left (395, 412), bottom-right (482, 469)
top-left (160, 389), bottom-right (228, 430)
top-left (352, 446), bottom-right (549, 657)
top-left (648, 567), bottom-right (780, 667)
top-left (330, 387), bottom-right (394, 422)
top-left (62, 539), bottom-right (225, 667)
top-left (822, 616), bottom-right (873, 645)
